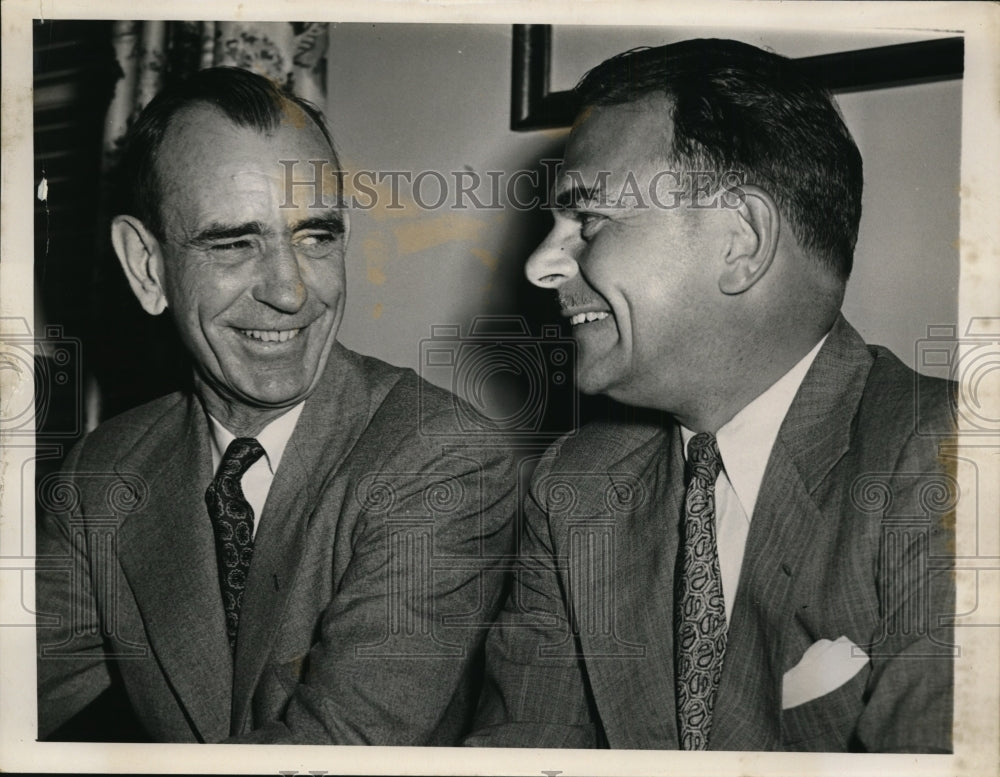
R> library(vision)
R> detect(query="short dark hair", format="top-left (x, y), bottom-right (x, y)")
top-left (576, 39), bottom-right (863, 279)
top-left (115, 66), bottom-right (340, 239)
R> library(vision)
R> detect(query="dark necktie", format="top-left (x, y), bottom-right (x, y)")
top-left (675, 431), bottom-right (727, 750)
top-left (205, 437), bottom-right (265, 652)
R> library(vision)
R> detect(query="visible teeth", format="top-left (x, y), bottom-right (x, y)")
top-left (569, 311), bottom-right (610, 326)
top-left (240, 328), bottom-right (301, 342)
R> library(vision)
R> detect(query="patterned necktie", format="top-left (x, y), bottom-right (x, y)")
top-left (675, 431), bottom-right (727, 750)
top-left (205, 437), bottom-right (265, 652)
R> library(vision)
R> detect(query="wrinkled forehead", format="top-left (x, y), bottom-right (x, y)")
top-left (558, 94), bottom-right (675, 198)
top-left (154, 104), bottom-right (342, 223)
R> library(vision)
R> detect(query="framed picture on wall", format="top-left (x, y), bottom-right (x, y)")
top-left (510, 24), bottom-right (964, 130)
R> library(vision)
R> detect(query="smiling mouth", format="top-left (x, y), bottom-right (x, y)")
top-left (568, 311), bottom-right (610, 326)
top-left (238, 328), bottom-right (302, 343)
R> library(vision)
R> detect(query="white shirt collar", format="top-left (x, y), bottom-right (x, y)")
top-left (681, 334), bottom-right (828, 519)
top-left (207, 402), bottom-right (305, 476)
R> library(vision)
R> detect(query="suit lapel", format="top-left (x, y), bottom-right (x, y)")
top-left (116, 394), bottom-right (233, 742)
top-left (230, 344), bottom-right (388, 733)
top-left (711, 316), bottom-right (874, 749)
top-left (228, 439), bottom-right (314, 734)
top-left (580, 423), bottom-right (686, 749)
top-left (769, 316), bottom-right (873, 495)
top-left (711, 449), bottom-right (824, 749)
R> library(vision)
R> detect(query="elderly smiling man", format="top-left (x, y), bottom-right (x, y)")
top-left (468, 39), bottom-right (956, 752)
top-left (36, 67), bottom-right (516, 744)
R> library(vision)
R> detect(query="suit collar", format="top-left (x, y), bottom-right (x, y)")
top-left (115, 393), bottom-right (234, 742)
top-left (775, 314), bottom-right (873, 495)
top-left (707, 332), bottom-right (827, 522)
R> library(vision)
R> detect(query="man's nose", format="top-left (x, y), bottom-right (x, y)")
top-left (525, 221), bottom-right (580, 289)
top-left (254, 241), bottom-right (307, 313)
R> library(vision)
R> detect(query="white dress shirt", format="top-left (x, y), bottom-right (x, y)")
top-left (680, 335), bottom-right (828, 623)
top-left (207, 403), bottom-right (304, 536)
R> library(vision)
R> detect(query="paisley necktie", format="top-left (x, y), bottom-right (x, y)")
top-left (675, 431), bottom-right (727, 750)
top-left (205, 437), bottom-right (265, 652)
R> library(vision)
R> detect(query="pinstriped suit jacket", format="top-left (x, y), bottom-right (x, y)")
top-left (36, 342), bottom-right (517, 743)
top-left (468, 316), bottom-right (955, 752)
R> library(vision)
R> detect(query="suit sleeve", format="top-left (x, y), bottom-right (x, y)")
top-left (463, 452), bottom-right (603, 748)
top-left (235, 411), bottom-right (517, 745)
top-left (853, 424), bottom-right (956, 753)
top-left (35, 440), bottom-right (115, 738)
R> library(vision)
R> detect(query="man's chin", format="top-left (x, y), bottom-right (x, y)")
top-left (213, 337), bottom-right (336, 403)
top-left (236, 380), bottom-right (316, 409)
top-left (574, 367), bottom-right (615, 398)
top-left (196, 371), bottom-right (316, 412)
top-left (575, 362), bottom-right (646, 408)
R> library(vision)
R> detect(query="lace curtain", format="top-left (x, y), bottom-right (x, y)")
top-left (102, 20), bottom-right (329, 172)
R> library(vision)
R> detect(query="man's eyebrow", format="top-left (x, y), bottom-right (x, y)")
top-left (292, 214), bottom-right (346, 234)
top-left (189, 221), bottom-right (267, 245)
top-left (187, 216), bottom-right (344, 246)
top-left (554, 183), bottom-right (602, 210)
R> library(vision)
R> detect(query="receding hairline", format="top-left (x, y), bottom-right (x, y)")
top-left (146, 100), bottom-right (339, 224)
top-left (156, 99), bottom-right (336, 158)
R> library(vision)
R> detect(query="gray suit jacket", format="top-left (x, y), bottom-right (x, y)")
top-left (37, 343), bottom-right (517, 744)
top-left (468, 317), bottom-right (955, 752)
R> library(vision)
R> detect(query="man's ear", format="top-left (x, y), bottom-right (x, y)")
top-left (110, 215), bottom-right (169, 315)
top-left (718, 185), bottom-right (780, 295)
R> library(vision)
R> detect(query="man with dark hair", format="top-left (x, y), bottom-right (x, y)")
top-left (468, 40), bottom-right (955, 752)
top-left (36, 67), bottom-right (516, 744)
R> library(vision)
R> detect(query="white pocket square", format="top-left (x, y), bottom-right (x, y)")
top-left (782, 635), bottom-right (869, 710)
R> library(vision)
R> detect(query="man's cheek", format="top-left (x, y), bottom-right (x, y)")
top-left (313, 263), bottom-right (347, 305)
top-left (193, 266), bottom-right (252, 306)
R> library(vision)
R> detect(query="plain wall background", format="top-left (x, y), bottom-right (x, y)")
top-left (327, 23), bottom-right (961, 383)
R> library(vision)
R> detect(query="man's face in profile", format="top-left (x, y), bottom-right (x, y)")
top-left (150, 103), bottom-right (347, 413)
top-left (526, 94), bottom-right (733, 415)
